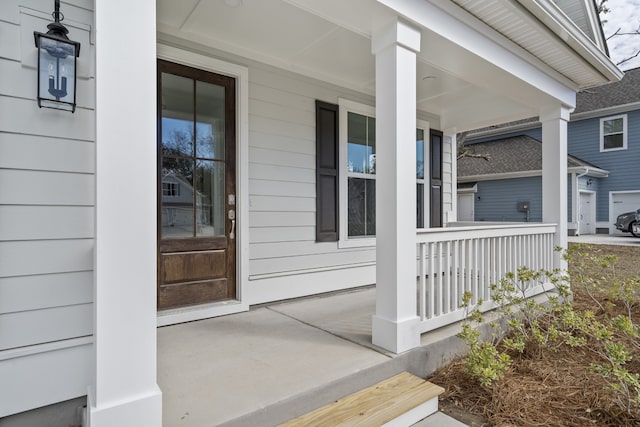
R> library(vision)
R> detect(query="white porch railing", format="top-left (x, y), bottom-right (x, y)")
top-left (416, 223), bottom-right (557, 333)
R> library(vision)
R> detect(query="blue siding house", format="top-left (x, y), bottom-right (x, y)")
top-left (460, 67), bottom-right (640, 235)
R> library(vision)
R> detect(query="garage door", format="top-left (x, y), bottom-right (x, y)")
top-left (611, 192), bottom-right (640, 234)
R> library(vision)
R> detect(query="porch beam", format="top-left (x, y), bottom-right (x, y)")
top-left (371, 18), bottom-right (421, 354)
top-left (89, 0), bottom-right (162, 426)
top-left (540, 105), bottom-right (571, 272)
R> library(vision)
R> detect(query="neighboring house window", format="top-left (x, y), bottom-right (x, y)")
top-left (162, 182), bottom-right (179, 197)
top-left (600, 115), bottom-right (627, 152)
top-left (337, 99), bottom-right (429, 247)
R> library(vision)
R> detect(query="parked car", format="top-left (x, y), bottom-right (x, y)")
top-left (615, 210), bottom-right (640, 237)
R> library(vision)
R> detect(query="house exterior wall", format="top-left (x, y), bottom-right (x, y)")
top-left (474, 176), bottom-right (543, 222)
top-left (466, 107), bottom-right (640, 231)
top-left (0, 0), bottom-right (94, 417)
top-left (472, 175), bottom-right (573, 224)
top-left (568, 110), bottom-right (640, 222)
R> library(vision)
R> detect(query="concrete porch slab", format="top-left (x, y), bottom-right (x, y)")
top-left (158, 301), bottom-right (390, 426)
top-left (158, 287), bottom-right (469, 426)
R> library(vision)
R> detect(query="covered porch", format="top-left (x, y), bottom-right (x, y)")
top-left (157, 285), bottom-right (467, 426)
top-left (90, 0), bottom-right (621, 425)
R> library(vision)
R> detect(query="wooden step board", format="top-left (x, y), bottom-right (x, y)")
top-left (280, 372), bottom-right (444, 427)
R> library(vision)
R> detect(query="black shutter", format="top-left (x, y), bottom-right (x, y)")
top-left (430, 130), bottom-right (443, 228)
top-left (316, 101), bottom-right (339, 242)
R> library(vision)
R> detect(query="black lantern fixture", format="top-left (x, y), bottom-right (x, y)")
top-left (34, 0), bottom-right (81, 112)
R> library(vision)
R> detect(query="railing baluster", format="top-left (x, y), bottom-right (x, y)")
top-left (452, 239), bottom-right (459, 310)
top-left (427, 242), bottom-right (436, 318)
top-left (444, 241), bottom-right (451, 313)
top-left (419, 242), bottom-right (426, 321)
top-left (436, 242), bottom-right (443, 316)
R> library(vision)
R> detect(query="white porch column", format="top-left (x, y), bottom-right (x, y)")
top-left (541, 105), bottom-right (571, 272)
top-left (371, 19), bottom-right (421, 353)
top-left (89, 1), bottom-right (161, 426)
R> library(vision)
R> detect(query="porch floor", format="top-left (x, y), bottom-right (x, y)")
top-left (158, 286), bottom-right (467, 427)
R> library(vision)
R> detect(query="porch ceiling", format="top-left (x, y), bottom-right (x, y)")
top-left (156, 0), bottom-right (619, 131)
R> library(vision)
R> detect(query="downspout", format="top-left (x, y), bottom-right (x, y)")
top-left (574, 168), bottom-right (590, 235)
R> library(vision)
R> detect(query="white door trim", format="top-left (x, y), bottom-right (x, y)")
top-left (156, 44), bottom-right (250, 326)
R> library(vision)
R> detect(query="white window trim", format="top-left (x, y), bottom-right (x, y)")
top-left (337, 98), bottom-right (429, 248)
top-left (599, 114), bottom-right (627, 152)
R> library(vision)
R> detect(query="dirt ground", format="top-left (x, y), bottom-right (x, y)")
top-left (429, 243), bottom-right (640, 427)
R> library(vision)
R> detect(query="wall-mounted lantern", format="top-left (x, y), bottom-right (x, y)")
top-left (34, 0), bottom-right (80, 112)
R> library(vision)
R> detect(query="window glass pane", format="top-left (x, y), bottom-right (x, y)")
top-left (196, 81), bottom-right (225, 159)
top-left (416, 129), bottom-right (424, 179)
top-left (603, 118), bottom-right (623, 134)
top-left (604, 134), bottom-right (623, 150)
top-left (161, 73), bottom-right (194, 157)
top-left (348, 178), bottom-right (376, 237)
top-left (161, 157), bottom-right (194, 238)
top-left (196, 160), bottom-right (225, 237)
top-left (347, 112), bottom-right (376, 174)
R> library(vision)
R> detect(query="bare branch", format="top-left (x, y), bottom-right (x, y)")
top-left (618, 49), bottom-right (640, 66)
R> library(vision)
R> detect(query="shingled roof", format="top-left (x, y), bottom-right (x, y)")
top-left (573, 66), bottom-right (640, 114)
top-left (466, 67), bottom-right (640, 138)
top-left (458, 135), bottom-right (606, 178)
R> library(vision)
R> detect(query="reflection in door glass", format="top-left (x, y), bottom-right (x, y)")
top-left (196, 160), bottom-right (225, 237)
top-left (161, 157), bottom-right (194, 238)
top-left (196, 81), bottom-right (225, 159)
top-left (161, 73), bottom-right (194, 158)
top-left (160, 72), bottom-right (227, 239)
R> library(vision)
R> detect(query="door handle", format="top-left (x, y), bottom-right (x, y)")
top-left (230, 219), bottom-right (236, 240)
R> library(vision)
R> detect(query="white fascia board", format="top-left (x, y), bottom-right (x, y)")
top-left (379, 0), bottom-right (577, 106)
top-left (459, 166), bottom-right (609, 182)
top-left (518, 0), bottom-right (623, 83)
top-left (465, 120), bottom-right (540, 141)
top-left (458, 171), bottom-right (541, 182)
top-left (571, 102), bottom-right (640, 121)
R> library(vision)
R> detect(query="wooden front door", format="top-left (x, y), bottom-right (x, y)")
top-left (157, 60), bottom-right (236, 310)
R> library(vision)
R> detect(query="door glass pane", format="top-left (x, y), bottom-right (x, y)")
top-left (161, 73), bottom-right (194, 157)
top-left (348, 177), bottom-right (375, 237)
top-left (196, 160), bottom-right (225, 237)
top-left (161, 157), bottom-right (194, 238)
top-left (196, 81), bottom-right (225, 159)
top-left (347, 112), bottom-right (376, 174)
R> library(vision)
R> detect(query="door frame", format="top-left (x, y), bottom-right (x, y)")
top-left (156, 44), bottom-right (249, 326)
top-left (578, 190), bottom-right (596, 235)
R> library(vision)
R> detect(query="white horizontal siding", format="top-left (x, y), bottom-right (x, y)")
top-left (0, 96), bottom-right (94, 141)
top-left (0, 169), bottom-right (93, 206)
top-left (0, 272), bottom-right (93, 314)
top-left (0, 240), bottom-right (93, 278)
top-left (0, 1), bottom-right (95, 416)
top-left (250, 250), bottom-right (375, 276)
top-left (0, 132), bottom-right (95, 173)
top-left (249, 195), bottom-right (315, 212)
top-left (250, 226), bottom-right (315, 243)
top-left (0, 304), bottom-right (92, 350)
top-left (0, 206), bottom-right (94, 240)
top-left (0, 339), bottom-right (92, 417)
top-left (249, 211), bottom-right (315, 227)
top-left (246, 64), bottom-right (378, 283)
top-left (249, 163), bottom-right (315, 183)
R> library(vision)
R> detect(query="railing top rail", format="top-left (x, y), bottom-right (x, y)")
top-left (417, 222), bottom-right (557, 243)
